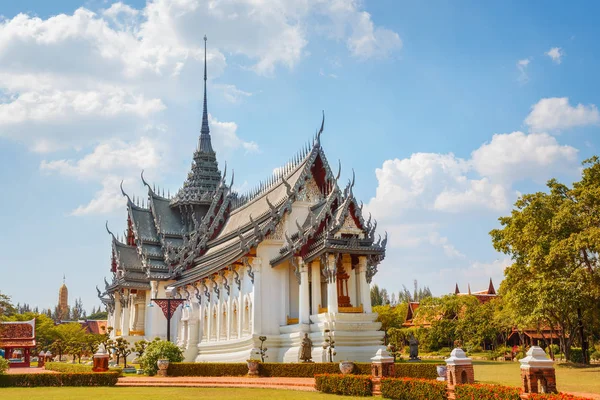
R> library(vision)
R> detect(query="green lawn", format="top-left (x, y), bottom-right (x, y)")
top-left (474, 360), bottom-right (600, 395)
top-left (0, 387), bottom-right (361, 400)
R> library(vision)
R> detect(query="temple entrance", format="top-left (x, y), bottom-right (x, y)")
top-left (336, 266), bottom-right (352, 308)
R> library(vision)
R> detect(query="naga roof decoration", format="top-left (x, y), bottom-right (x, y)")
top-left (99, 39), bottom-right (387, 304)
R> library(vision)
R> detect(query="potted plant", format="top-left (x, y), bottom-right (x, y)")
top-left (339, 360), bottom-right (355, 374)
top-left (247, 348), bottom-right (261, 376)
top-left (156, 358), bottom-right (170, 376)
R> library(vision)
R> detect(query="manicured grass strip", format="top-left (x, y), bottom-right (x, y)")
top-left (0, 387), bottom-right (351, 400)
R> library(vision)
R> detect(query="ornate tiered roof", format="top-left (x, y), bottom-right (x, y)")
top-left (0, 319), bottom-right (36, 348)
top-left (98, 37), bottom-right (386, 303)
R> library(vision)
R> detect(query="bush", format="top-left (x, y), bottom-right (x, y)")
top-left (0, 357), bottom-right (9, 374)
top-left (140, 340), bottom-right (184, 376)
top-left (45, 362), bottom-right (122, 375)
top-left (454, 383), bottom-right (520, 399)
top-left (0, 372), bottom-right (119, 387)
top-left (394, 363), bottom-right (438, 379)
top-left (167, 362), bottom-right (437, 378)
top-left (45, 362), bottom-right (93, 372)
top-left (381, 377), bottom-right (447, 400)
top-left (589, 350), bottom-right (600, 362)
top-left (568, 348), bottom-right (589, 364)
top-left (168, 363), bottom-right (248, 377)
top-left (315, 374), bottom-right (372, 396)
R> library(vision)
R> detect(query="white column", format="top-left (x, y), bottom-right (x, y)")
top-left (238, 266), bottom-right (244, 338)
top-left (326, 254), bottom-right (338, 314)
top-left (251, 258), bottom-right (262, 335)
top-left (121, 291), bottom-right (130, 336)
top-left (113, 292), bottom-right (122, 336)
top-left (206, 294), bottom-right (213, 342)
top-left (299, 258), bottom-right (310, 324)
top-left (358, 256), bottom-right (372, 313)
top-left (216, 278), bottom-right (223, 341)
top-left (311, 259), bottom-right (322, 314)
top-left (227, 271), bottom-right (233, 340)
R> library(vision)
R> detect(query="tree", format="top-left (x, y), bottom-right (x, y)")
top-left (71, 298), bottom-right (86, 321)
top-left (88, 309), bottom-right (108, 320)
top-left (0, 292), bottom-right (15, 317)
top-left (115, 337), bottom-right (132, 367)
top-left (491, 159), bottom-right (600, 363)
top-left (51, 323), bottom-right (87, 361)
top-left (374, 303), bottom-right (408, 344)
top-left (134, 340), bottom-right (149, 359)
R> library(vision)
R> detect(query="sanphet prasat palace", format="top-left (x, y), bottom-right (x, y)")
top-left (97, 38), bottom-right (387, 363)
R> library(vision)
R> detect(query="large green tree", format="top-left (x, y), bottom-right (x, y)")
top-left (491, 157), bottom-right (600, 363)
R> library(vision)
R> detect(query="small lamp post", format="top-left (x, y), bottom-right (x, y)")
top-left (323, 329), bottom-right (336, 363)
top-left (38, 351), bottom-right (46, 368)
top-left (258, 336), bottom-right (268, 362)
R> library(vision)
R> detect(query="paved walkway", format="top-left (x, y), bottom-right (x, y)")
top-left (117, 376), bottom-right (316, 391)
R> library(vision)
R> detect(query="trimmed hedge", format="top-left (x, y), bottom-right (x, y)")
top-left (0, 372), bottom-right (120, 387)
top-left (454, 383), bottom-right (520, 400)
top-left (168, 363), bottom-right (248, 377)
top-left (167, 361), bottom-right (438, 379)
top-left (45, 362), bottom-right (122, 375)
top-left (381, 377), bottom-right (447, 400)
top-left (315, 374), bottom-right (372, 396)
top-left (45, 362), bottom-right (93, 373)
top-left (393, 363), bottom-right (438, 379)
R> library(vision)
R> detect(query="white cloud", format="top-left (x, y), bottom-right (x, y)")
top-left (368, 130), bottom-right (579, 218)
top-left (213, 84), bottom-right (252, 104)
top-left (367, 152), bottom-right (500, 218)
top-left (471, 131), bottom-right (578, 183)
top-left (70, 175), bottom-right (128, 216)
top-left (208, 114), bottom-right (259, 154)
top-left (525, 97), bottom-right (600, 133)
top-left (0, 1), bottom-right (399, 153)
top-left (545, 47), bottom-right (564, 64)
top-left (346, 11), bottom-right (402, 59)
top-left (40, 137), bottom-right (163, 179)
top-left (517, 58), bottom-right (531, 83)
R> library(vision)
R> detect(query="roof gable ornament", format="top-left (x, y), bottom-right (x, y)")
top-left (315, 110), bottom-right (325, 147)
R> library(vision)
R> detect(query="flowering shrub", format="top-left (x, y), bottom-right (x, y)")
top-left (0, 357), bottom-right (9, 374)
top-left (454, 383), bottom-right (520, 399)
top-left (139, 340), bottom-right (184, 376)
top-left (315, 374), bottom-right (372, 396)
top-left (381, 377), bottom-right (447, 400)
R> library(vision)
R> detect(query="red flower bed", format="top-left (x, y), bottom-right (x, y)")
top-left (454, 383), bottom-right (521, 399)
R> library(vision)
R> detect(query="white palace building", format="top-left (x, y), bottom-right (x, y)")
top-left (97, 38), bottom-right (388, 363)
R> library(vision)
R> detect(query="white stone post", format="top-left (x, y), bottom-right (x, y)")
top-left (216, 278), bottom-right (223, 341)
top-left (326, 254), bottom-right (338, 314)
top-left (237, 266), bottom-right (244, 338)
top-left (311, 259), bottom-right (322, 314)
top-left (227, 271), bottom-right (233, 340)
top-left (121, 292), bottom-right (130, 336)
top-left (251, 258), bottom-right (262, 335)
top-left (113, 292), bottom-right (122, 336)
top-left (298, 258), bottom-right (310, 324)
top-left (358, 256), bottom-right (372, 313)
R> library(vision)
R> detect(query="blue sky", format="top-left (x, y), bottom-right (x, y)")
top-left (1, 0), bottom-right (599, 311)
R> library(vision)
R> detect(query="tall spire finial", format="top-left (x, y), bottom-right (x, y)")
top-left (63, 274), bottom-right (66, 284)
top-left (199, 34), bottom-right (214, 153)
